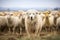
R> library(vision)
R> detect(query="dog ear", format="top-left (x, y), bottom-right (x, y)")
top-left (19, 14), bottom-right (22, 18)
top-left (36, 12), bottom-right (38, 14)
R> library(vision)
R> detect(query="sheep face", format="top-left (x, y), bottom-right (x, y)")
top-left (51, 11), bottom-right (59, 18)
top-left (6, 13), bottom-right (13, 18)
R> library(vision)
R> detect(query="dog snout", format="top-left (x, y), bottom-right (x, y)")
top-left (31, 17), bottom-right (33, 20)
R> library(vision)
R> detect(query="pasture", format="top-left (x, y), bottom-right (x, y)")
top-left (0, 10), bottom-right (60, 40)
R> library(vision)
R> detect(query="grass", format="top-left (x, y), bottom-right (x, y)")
top-left (0, 31), bottom-right (60, 40)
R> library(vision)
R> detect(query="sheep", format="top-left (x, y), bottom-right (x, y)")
top-left (51, 11), bottom-right (59, 25)
top-left (0, 13), bottom-right (8, 33)
top-left (48, 13), bottom-right (56, 31)
top-left (18, 11), bottom-right (26, 35)
top-left (7, 14), bottom-right (20, 34)
top-left (43, 11), bottom-right (59, 32)
top-left (12, 11), bottom-right (20, 16)
top-left (54, 11), bottom-right (60, 31)
top-left (56, 17), bottom-right (60, 31)
top-left (25, 9), bottom-right (44, 37)
top-left (0, 12), bottom-right (5, 16)
top-left (6, 11), bottom-right (26, 35)
top-left (50, 11), bottom-right (60, 31)
top-left (42, 11), bottom-right (51, 32)
top-left (35, 12), bottom-right (45, 36)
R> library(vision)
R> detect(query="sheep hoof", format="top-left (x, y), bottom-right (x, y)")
top-left (12, 32), bottom-right (15, 35)
top-left (8, 31), bottom-right (11, 34)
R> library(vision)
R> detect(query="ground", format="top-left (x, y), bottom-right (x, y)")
top-left (0, 31), bottom-right (60, 40)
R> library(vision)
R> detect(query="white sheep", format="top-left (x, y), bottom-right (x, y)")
top-left (42, 11), bottom-right (51, 32)
top-left (42, 11), bottom-right (59, 32)
top-left (36, 12), bottom-right (45, 36)
top-left (56, 17), bottom-right (60, 31)
top-left (18, 12), bottom-right (26, 35)
top-left (6, 11), bottom-right (26, 35)
top-left (0, 15), bottom-right (8, 32)
top-left (48, 14), bottom-right (56, 31)
top-left (54, 11), bottom-right (60, 31)
top-left (7, 15), bottom-right (20, 34)
top-left (50, 11), bottom-right (59, 31)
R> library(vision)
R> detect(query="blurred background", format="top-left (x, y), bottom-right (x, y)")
top-left (0, 0), bottom-right (60, 11)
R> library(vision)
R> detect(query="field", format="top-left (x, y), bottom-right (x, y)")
top-left (0, 10), bottom-right (60, 40)
top-left (0, 30), bottom-right (60, 40)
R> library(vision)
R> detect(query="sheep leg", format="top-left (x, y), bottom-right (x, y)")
top-left (13, 27), bottom-right (15, 34)
top-left (49, 27), bottom-right (51, 32)
top-left (38, 27), bottom-right (42, 36)
top-left (20, 27), bottom-right (22, 35)
top-left (56, 25), bottom-right (59, 31)
top-left (37, 25), bottom-right (42, 36)
top-left (0, 26), bottom-right (1, 32)
top-left (45, 26), bottom-right (48, 32)
top-left (47, 26), bottom-right (51, 32)
top-left (35, 29), bottom-right (39, 36)
top-left (8, 27), bottom-right (11, 33)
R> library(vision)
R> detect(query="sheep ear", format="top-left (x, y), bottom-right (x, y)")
top-left (24, 12), bottom-right (26, 15)
top-left (43, 12), bottom-right (45, 15)
top-left (26, 13), bottom-right (29, 15)
top-left (18, 14), bottom-right (20, 18)
top-left (18, 14), bottom-right (22, 19)
top-left (19, 16), bottom-right (20, 19)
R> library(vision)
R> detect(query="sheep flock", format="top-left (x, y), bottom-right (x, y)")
top-left (0, 9), bottom-right (60, 37)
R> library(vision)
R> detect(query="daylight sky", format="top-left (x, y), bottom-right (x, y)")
top-left (0, 0), bottom-right (60, 8)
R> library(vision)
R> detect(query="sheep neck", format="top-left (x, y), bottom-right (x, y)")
top-left (45, 16), bottom-right (50, 26)
top-left (54, 17), bottom-right (57, 25)
top-left (8, 17), bottom-right (13, 24)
